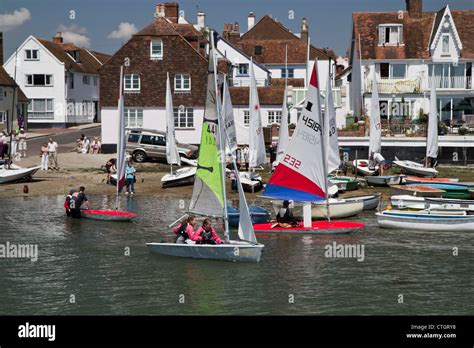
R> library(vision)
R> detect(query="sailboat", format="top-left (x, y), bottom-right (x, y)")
top-left (161, 72), bottom-right (197, 188)
top-left (393, 66), bottom-right (439, 178)
top-left (253, 61), bottom-right (365, 234)
top-left (82, 65), bottom-right (137, 222)
top-left (147, 35), bottom-right (264, 262)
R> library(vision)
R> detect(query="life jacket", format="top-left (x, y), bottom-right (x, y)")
top-left (64, 194), bottom-right (72, 209)
top-left (200, 228), bottom-right (215, 244)
top-left (174, 223), bottom-right (189, 243)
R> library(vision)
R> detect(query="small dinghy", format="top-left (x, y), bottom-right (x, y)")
top-left (228, 205), bottom-right (270, 228)
top-left (365, 175), bottom-right (403, 187)
top-left (390, 184), bottom-right (445, 198)
top-left (0, 163), bottom-right (41, 184)
top-left (403, 176), bottom-right (459, 184)
top-left (234, 171), bottom-right (263, 193)
top-left (376, 210), bottom-right (474, 232)
top-left (253, 220), bottom-right (365, 235)
top-left (408, 183), bottom-right (470, 199)
top-left (352, 159), bottom-right (376, 176)
top-left (270, 198), bottom-right (363, 219)
top-left (393, 159), bottom-right (438, 178)
top-left (161, 166), bottom-right (196, 188)
top-left (81, 209), bottom-right (137, 222)
top-left (329, 177), bottom-right (359, 191)
top-left (345, 193), bottom-right (382, 210)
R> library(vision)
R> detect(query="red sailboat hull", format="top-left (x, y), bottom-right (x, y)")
top-left (253, 221), bottom-right (365, 234)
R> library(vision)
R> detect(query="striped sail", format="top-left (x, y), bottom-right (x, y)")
top-left (248, 58), bottom-right (266, 167)
top-left (165, 72), bottom-right (181, 166)
top-left (263, 62), bottom-right (326, 202)
top-left (325, 74), bottom-right (340, 173)
top-left (188, 46), bottom-right (225, 217)
top-left (368, 69), bottom-right (382, 158)
top-left (426, 66), bottom-right (438, 159)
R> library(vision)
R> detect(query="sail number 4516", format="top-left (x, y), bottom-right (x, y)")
top-left (283, 154), bottom-right (301, 169)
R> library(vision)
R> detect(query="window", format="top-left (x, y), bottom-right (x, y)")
top-left (93, 76), bottom-right (98, 86)
top-left (442, 34), bottom-right (450, 53)
top-left (429, 63), bottom-right (467, 89)
top-left (281, 68), bottom-right (294, 78)
top-left (141, 135), bottom-right (166, 146)
top-left (174, 74), bottom-right (191, 91)
top-left (173, 107), bottom-right (194, 128)
top-left (390, 64), bottom-right (406, 79)
top-left (238, 64), bottom-right (249, 76)
top-left (0, 87), bottom-right (3, 101)
top-left (150, 40), bottom-right (163, 59)
top-left (83, 75), bottom-right (90, 85)
top-left (378, 24), bottom-right (403, 45)
top-left (68, 73), bottom-right (74, 89)
top-left (27, 99), bottom-right (54, 119)
top-left (0, 111), bottom-right (6, 123)
top-left (268, 110), bottom-right (282, 124)
top-left (124, 108), bottom-right (143, 128)
top-left (243, 110), bottom-right (250, 125)
top-left (25, 49), bottom-right (39, 60)
top-left (26, 74), bottom-right (53, 86)
top-left (124, 74), bottom-right (140, 91)
top-left (255, 46), bottom-right (262, 55)
top-left (68, 50), bottom-right (80, 62)
top-left (127, 133), bottom-right (140, 143)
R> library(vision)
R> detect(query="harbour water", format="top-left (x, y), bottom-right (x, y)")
top-left (0, 195), bottom-right (472, 315)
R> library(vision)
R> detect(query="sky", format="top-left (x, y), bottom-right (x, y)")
top-left (1, 0), bottom-right (473, 60)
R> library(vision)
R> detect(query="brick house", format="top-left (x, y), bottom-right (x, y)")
top-left (100, 2), bottom-right (209, 151)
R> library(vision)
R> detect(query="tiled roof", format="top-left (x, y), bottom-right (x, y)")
top-left (352, 9), bottom-right (474, 60)
top-left (272, 78), bottom-right (305, 87)
top-left (241, 15), bottom-right (297, 41)
top-left (89, 50), bottom-right (111, 64)
top-left (229, 86), bottom-right (285, 105)
top-left (37, 38), bottom-right (110, 74)
top-left (171, 23), bottom-right (206, 41)
top-left (0, 67), bottom-right (28, 102)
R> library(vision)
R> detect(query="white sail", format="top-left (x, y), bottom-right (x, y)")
top-left (426, 67), bottom-right (439, 159)
top-left (350, 37), bottom-right (363, 119)
top-left (237, 171), bottom-right (257, 243)
top-left (325, 73), bottom-right (340, 173)
top-left (222, 78), bottom-right (238, 153)
top-left (276, 87), bottom-right (289, 163)
top-left (116, 66), bottom-right (126, 189)
top-left (165, 72), bottom-right (181, 166)
top-left (248, 58), bottom-right (266, 167)
top-left (368, 69), bottom-right (382, 158)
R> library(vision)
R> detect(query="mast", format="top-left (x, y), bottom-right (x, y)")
top-left (306, 37), bottom-right (310, 88)
top-left (210, 30), bottom-right (230, 243)
top-left (8, 49), bottom-right (18, 169)
top-left (116, 65), bottom-right (124, 210)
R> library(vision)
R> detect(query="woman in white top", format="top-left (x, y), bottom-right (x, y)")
top-left (18, 129), bottom-right (27, 158)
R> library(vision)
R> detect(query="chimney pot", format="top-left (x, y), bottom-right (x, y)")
top-left (248, 12), bottom-right (255, 31)
top-left (235, 22), bottom-right (239, 33)
top-left (197, 11), bottom-right (205, 30)
top-left (300, 18), bottom-right (309, 43)
top-left (53, 32), bottom-right (63, 44)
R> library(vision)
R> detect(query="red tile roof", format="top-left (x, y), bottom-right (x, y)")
top-left (229, 86), bottom-right (285, 105)
top-left (0, 67), bottom-right (28, 102)
top-left (272, 78), bottom-right (305, 87)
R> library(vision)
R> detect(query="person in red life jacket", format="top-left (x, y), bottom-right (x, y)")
top-left (69, 186), bottom-right (90, 219)
top-left (64, 188), bottom-right (76, 216)
top-left (173, 215), bottom-right (197, 244)
top-left (193, 218), bottom-right (224, 245)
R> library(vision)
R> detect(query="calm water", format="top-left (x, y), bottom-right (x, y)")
top-left (0, 195), bottom-right (472, 315)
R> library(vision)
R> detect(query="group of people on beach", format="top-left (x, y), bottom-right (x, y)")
top-left (105, 159), bottom-right (137, 195)
top-left (76, 134), bottom-right (101, 154)
top-left (0, 129), bottom-right (27, 160)
top-left (64, 186), bottom-right (90, 219)
top-left (173, 215), bottom-right (224, 245)
top-left (40, 137), bottom-right (59, 171)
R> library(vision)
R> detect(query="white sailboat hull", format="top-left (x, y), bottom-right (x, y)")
top-left (345, 193), bottom-right (381, 210)
top-left (146, 240), bottom-right (264, 262)
top-left (0, 165), bottom-right (41, 184)
top-left (366, 175), bottom-right (403, 187)
top-left (161, 166), bottom-right (196, 188)
top-left (271, 199), bottom-right (363, 219)
top-left (393, 160), bottom-right (438, 178)
top-left (352, 159), bottom-right (376, 176)
top-left (376, 210), bottom-right (474, 231)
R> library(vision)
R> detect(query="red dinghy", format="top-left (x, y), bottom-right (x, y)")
top-left (81, 209), bottom-right (137, 222)
top-left (253, 221), bottom-right (365, 234)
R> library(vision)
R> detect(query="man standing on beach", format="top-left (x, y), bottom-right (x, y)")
top-left (47, 137), bottom-right (59, 170)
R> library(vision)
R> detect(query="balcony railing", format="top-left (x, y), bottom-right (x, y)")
top-left (427, 76), bottom-right (472, 90)
top-left (365, 78), bottom-right (421, 94)
top-left (228, 78), bottom-right (268, 87)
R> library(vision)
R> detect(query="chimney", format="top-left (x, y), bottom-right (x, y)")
top-left (406, 0), bottom-right (422, 18)
top-left (0, 32), bottom-right (3, 65)
top-left (235, 22), bottom-right (239, 33)
top-left (197, 11), bottom-right (205, 30)
top-left (248, 12), bottom-right (255, 31)
top-left (155, 2), bottom-right (179, 23)
top-left (228, 22), bottom-right (240, 44)
top-left (300, 17), bottom-right (308, 43)
top-left (53, 32), bottom-right (63, 44)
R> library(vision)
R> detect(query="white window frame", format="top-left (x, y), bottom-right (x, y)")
top-left (389, 63), bottom-right (407, 79)
top-left (378, 24), bottom-right (403, 46)
top-left (238, 64), bottom-right (249, 76)
top-left (25, 49), bottom-right (39, 60)
top-left (124, 74), bottom-right (140, 92)
top-left (27, 99), bottom-right (54, 119)
top-left (83, 75), bottom-right (90, 85)
top-left (150, 40), bottom-right (163, 59)
top-left (281, 68), bottom-right (294, 78)
top-left (174, 74), bottom-right (191, 92)
top-left (124, 108), bottom-right (144, 128)
top-left (268, 110), bottom-right (282, 124)
top-left (25, 74), bottom-right (53, 87)
top-left (442, 34), bottom-right (450, 54)
top-left (243, 110), bottom-right (250, 126)
top-left (173, 107), bottom-right (194, 128)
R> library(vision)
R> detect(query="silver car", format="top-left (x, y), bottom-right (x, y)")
top-left (126, 129), bottom-right (198, 163)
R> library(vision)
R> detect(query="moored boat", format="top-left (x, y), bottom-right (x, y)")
top-left (393, 159), bottom-right (438, 178)
top-left (161, 166), bottom-right (196, 188)
top-left (0, 164), bottom-right (41, 184)
top-left (390, 184), bottom-right (445, 197)
top-left (352, 159), bottom-right (376, 176)
top-left (376, 210), bottom-right (474, 232)
top-left (228, 205), bottom-right (270, 227)
top-left (403, 176), bottom-right (459, 184)
top-left (253, 220), bottom-right (365, 235)
top-left (81, 209), bottom-right (138, 222)
top-left (365, 175), bottom-right (403, 187)
top-left (407, 183), bottom-right (470, 199)
top-left (345, 193), bottom-right (382, 210)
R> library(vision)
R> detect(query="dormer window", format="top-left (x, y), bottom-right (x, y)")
top-left (150, 40), bottom-right (163, 59)
top-left (378, 24), bottom-right (403, 46)
top-left (68, 50), bottom-right (81, 62)
top-left (442, 34), bottom-right (450, 53)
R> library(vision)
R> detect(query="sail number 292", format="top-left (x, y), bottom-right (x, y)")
top-left (283, 154), bottom-right (301, 169)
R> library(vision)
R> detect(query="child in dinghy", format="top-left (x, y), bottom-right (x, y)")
top-left (274, 200), bottom-right (298, 228)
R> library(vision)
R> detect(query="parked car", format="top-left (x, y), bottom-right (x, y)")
top-left (126, 129), bottom-right (198, 163)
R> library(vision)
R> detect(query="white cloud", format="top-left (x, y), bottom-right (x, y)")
top-left (56, 24), bottom-right (90, 48)
top-left (0, 8), bottom-right (31, 32)
top-left (107, 22), bottom-right (138, 40)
